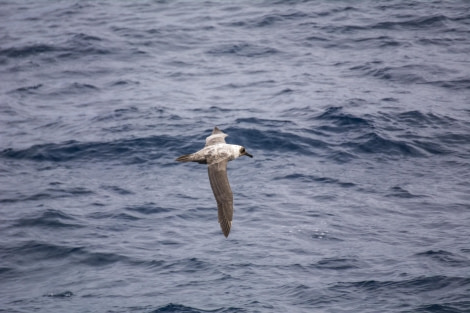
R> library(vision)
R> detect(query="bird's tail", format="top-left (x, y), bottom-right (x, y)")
top-left (176, 154), bottom-right (194, 162)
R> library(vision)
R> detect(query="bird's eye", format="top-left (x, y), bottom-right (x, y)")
top-left (240, 147), bottom-right (245, 153)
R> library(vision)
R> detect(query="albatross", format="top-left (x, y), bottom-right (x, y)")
top-left (176, 126), bottom-right (253, 237)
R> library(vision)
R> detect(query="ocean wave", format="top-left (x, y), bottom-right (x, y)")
top-left (207, 43), bottom-right (280, 58)
top-left (314, 257), bottom-right (361, 270)
top-left (12, 209), bottom-right (84, 229)
top-left (232, 127), bottom-right (327, 156)
top-left (333, 275), bottom-right (470, 294)
top-left (309, 107), bottom-right (464, 158)
top-left (415, 250), bottom-right (470, 268)
top-left (349, 64), bottom-right (427, 85)
top-left (349, 58), bottom-right (470, 89)
top-left (222, 10), bottom-right (309, 29)
top-left (315, 106), bottom-right (374, 133)
top-left (125, 203), bottom-right (173, 215)
top-left (2, 241), bottom-right (82, 261)
top-left (12, 83), bottom-right (43, 93)
top-left (413, 302), bottom-right (470, 313)
top-left (385, 186), bottom-right (425, 199)
top-left (325, 276), bottom-right (470, 312)
top-left (0, 36), bottom-right (111, 61)
top-left (427, 78), bottom-right (470, 90)
top-left (371, 15), bottom-right (451, 31)
top-left (0, 136), bottom-right (176, 163)
top-left (44, 291), bottom-right (73, 298)
top-left (274, 173), bottom-right (355, 188)
top-left (1, 187), bottom-right (93, 204)
top-left (394, 110), bottom-right (456, 127)
top-left (0, 44), bottom-right (58, 58)
top-left (343, 132), bottom-right (424, 157)
top-left (86, 211), bottom-right (140, 222)
top-left (150, 303), bottom-right (239, 313)
top-left (7, 81), bottom-right (101, 98)
top-left (2, 240), bottom-right (129, 267)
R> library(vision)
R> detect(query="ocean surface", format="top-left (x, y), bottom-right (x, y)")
top-left (1, 1), bottom-right (470, 312)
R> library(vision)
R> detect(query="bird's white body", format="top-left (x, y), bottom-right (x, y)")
top-left (193, 144), bottom-right (244, 164)
top-left (176, 127), bottom-right (252, 237)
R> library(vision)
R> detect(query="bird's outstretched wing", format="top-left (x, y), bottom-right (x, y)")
top-left (205, 126), bottom-right (228, 147)
top-left (208, 160), bottom-right (233, 237)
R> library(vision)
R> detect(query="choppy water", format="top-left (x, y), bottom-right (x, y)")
top-left (1, 1), bottom-right (470, 312)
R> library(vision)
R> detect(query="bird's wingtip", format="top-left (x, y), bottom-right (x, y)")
top-left (212, 126), bottom-right (224, 135)
top-left (219, 219), bottom-right (231, 238)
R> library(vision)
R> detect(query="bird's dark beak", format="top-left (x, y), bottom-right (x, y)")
top-left (245, 152), bottom-right (253, 158)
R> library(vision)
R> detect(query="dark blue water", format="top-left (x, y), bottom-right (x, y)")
top-left (1, 1), bottom-right (470, 312)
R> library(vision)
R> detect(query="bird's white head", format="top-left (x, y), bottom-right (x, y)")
top-left (231, 145), bottom-right (253, 159)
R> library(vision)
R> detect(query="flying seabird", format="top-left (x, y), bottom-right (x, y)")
top-left (176, 126), bottom-right (253, 237)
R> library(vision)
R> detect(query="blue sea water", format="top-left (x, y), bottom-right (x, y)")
top-left (1, 1), bottom-right (470, 312)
